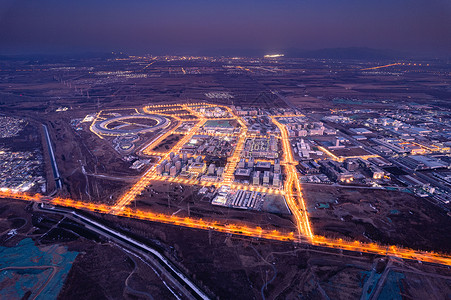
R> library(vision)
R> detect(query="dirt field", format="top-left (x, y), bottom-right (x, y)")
top-left (302, 185), bottom-right (451, 252)
top-left (179, 114), bottom-right (198, 120)
top-left (42, 115), bottom-right (145, 203)
top-left (329, 147), bottom-right (372, 157)
top-left (151, 134), bottom-right (183, 152)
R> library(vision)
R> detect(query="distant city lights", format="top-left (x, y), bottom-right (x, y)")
top-left (264, 54), bottom-right (284, 58)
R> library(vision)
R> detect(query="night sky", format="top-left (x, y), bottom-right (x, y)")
top-left (0, 0), bottom-right (450, 55)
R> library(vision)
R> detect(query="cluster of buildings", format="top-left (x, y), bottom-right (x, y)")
top-left (243, 136), bottom-right (279, 159)
top-left (0, 148), bottom-right (45, 192)
top-left (199, 120), bottom-right (239, 134)
top-left (281, 117), bottom-right (336, 137)
top-left (204, 92), bottom-right (234, 100)
top-left (156, 152), bottom-right (224, 181)
top-left (180, 135), bottom-right (236, 157)
top-left (0, 116), bottom-right (26, 138)
top-left (322, 115), bottom-right (352, 124)
top-left (287, 120), bottom-right (326, 136)
top-left (311, 108), bottom-right (451, 204)
top-left (316, 158), bottom-right (386, 183)
top-left (212, 186), bottom-right (267, 210)
top-left (232, 106), bottom-right (259, 116)
top-left (231, 106), bottom-right (300, 117)
top-left (242, 115), bottom-right (277, 135)
top-left (395, 155), bottom-right (450, 171)
top-left (371, 138), bottom-right (426, 155)
top-left (364, 115), bottom-right (450, 153)
top-left (293, 138), bottom-right (324, 159)
top-left (326, 109), bottom-right (450, 153)
top-left (0, 117), bottom-right (45, 192)
top-left (193, 106), bottom-right (231, 118)
top-left (234, 159), bottom-right (282, 187)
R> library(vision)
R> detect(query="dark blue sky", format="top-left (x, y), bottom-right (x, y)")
top-left (0, 0), bottom-right (450, 55)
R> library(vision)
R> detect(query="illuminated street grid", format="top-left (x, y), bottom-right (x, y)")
top-left (1, 102), bottom-right (451, 266)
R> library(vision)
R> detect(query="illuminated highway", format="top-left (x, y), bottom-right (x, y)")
top-left (360, 63), bottom-right (401, 71)
top-left (1, 188), bottom-right (451, 266)
top-left (271, 116), bottom-right (313, 240)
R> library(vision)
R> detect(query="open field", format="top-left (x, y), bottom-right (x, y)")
top-left (151, 134), bottom-right (183, 152)
top-left (303, 185), bottom-right (451, 252)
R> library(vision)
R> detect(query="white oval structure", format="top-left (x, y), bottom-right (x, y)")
top-left (93, 114), bottom-right (169, 136)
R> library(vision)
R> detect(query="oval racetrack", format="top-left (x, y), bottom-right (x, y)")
top-left (93, 114), bottom-right (169, 136)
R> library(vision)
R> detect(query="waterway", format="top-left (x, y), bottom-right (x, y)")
top-left (42, 124), bottom-right (62, 189)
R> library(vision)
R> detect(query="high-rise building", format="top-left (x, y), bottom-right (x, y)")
top-left (344, 159), bottom-right (358, 172)
top-left (161, 159), bottom-right (168, 167)
top-left (238, 158), bottom-right (246, 168)
top-left (248, 158), bottom-right (254, 168)
top-left (253, 171), bottom-right (260, 185)
top-left (208, 163), bottom-right (216, 175)
top-left (273, 173), bottom-right (280, 187)
top-left (156, 164), bottom-right (163, 175)
top-left (269, 135), bottom-right (278, 152)
top-left (274, 159), bottom-right (281, 173)
top-left (170, 165), bottom-right (177, 176)
top-left (175, 160), bottom-right (182, 171)
top-left (263, 171), bottom-right (270, 184)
